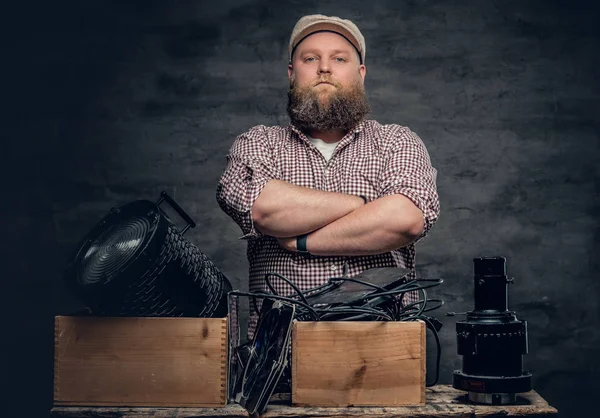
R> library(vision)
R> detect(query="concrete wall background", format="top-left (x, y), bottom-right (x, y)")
top-left (2, 0), bottom-right (598, 416)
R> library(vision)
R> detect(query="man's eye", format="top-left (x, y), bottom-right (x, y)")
top-left (335, 57), bottom-right (346, 62)
top-left (305, 57), bottom-right (316, 62)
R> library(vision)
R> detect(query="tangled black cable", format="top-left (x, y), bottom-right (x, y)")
top-left (229, 269), bottom-right (444, 386)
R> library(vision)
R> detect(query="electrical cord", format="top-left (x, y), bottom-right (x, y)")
top-left (265, 273), bottom-right (311, 306)
top-left (229, 290), bottom-right (320, 321)
top-left (328, 276), bottom-right (389, 292)
top-left (253, 274), bottom-right (443, 323)
top-left (317, 306), bottom-right (395, 321)
top-left (406, 315), bottom-right (442, 387)
top-left (231, 270), bottom-right (444, 387)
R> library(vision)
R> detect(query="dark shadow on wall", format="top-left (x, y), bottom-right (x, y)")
top-left (3, 2), bottom-right (178, 417)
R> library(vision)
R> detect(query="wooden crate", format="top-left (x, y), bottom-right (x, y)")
top-left (53, 316), bottom-right (228, 407)
top-left (292, 321), bottom-right (425, 407)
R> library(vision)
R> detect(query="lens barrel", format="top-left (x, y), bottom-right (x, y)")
top-left (453, 257), bottom-right (532, 404)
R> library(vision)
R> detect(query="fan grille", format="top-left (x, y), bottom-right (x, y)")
top-left (78, 217), bottom-right (151, 285)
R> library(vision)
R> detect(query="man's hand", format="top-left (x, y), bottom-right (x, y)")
top-left (276, 236), bottom-right (297, 252)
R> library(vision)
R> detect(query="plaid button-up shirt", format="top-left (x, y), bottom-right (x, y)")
top-left (217, 120), bottom-right (440, 333)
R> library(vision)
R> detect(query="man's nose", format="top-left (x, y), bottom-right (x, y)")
top-left (317, 59), bottom-right (331, 74)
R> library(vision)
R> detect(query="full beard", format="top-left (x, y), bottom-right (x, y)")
top-left (287, 76), bottom-right (370, 134)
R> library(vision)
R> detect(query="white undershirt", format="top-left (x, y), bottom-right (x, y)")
top-left (306, 136), bottom-right (340, 162)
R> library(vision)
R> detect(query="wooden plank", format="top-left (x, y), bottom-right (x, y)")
top-left (50, 386), bottom-right (558, 417)
top-left (54, 316), bottom-right (228, 407)
top-left (50, 405), bottom-right (249, 417)
top-left (292, 321), bottom-right (425, 407)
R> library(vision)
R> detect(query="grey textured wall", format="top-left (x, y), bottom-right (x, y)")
top-left (2, 0), bottom-right (598, 417)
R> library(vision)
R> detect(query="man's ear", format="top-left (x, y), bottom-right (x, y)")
top-left (288, 64), bottom-right (293, 80)
top-left (359, 64), bottom-right (367, 81)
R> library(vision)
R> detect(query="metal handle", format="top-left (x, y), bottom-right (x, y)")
top-left (156, 191), bottom-right (196, 235)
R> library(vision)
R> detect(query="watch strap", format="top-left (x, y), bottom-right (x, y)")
top-left (297, 234), bottom-right (309, 254)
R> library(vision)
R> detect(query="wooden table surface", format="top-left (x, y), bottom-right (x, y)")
top-left (50, 385), bottom-right (558, 417)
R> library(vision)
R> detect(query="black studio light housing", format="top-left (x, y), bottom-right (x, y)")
top-left (453, 257), bottom-right (532, 405)
top-left (64, 191), bottom-right (232, 318)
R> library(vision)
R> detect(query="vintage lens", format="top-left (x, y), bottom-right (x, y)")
top-left (453, 257), bottom-right (532, 405)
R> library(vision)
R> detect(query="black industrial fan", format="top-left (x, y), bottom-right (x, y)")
top-left (64, 191), bottom-right (232, 318)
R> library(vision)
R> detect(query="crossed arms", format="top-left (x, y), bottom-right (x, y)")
top-left (216, 125), bottom-right (439, 257)
top-left (252, 180), bottom-right (425, 256)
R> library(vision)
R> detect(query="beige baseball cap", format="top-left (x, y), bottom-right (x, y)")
top-left (289, 14), bottom-right (366, 64)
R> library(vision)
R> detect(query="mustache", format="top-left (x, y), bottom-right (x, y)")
top-left (313, 77), bottom-right (340, 87)
top-left (289, 76), bottom-right (342, 90)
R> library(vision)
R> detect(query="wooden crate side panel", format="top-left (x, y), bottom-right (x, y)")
top-left (292, 321), bottom-right (425, 407)
top-left (54, 316), bottom-right (227, 407)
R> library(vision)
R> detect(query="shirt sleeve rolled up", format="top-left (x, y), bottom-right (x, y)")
top-left (216, 127), bottom-right (278, 239)
top-left (379, 127), bottom-right (440, 240)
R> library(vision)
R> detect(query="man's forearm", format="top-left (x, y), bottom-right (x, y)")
top-left (252, 180), bottom-right (364, 237)
top-left (304, 194), bottom-right (425, 256)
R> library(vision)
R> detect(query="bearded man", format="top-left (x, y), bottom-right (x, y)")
top-left (217, 14), bottom-right (440, 335)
